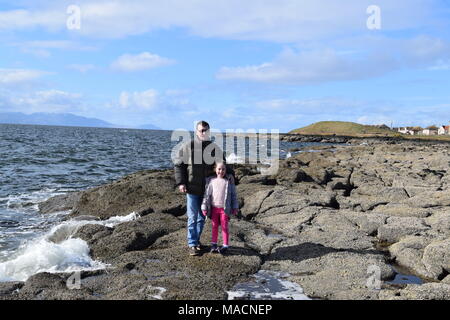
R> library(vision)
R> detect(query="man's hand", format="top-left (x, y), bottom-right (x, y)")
top-left (202, 210), bottom-right (208, 217)
top-left (178, 184), bottom-right (187, 193)
top-left (232, 209), bottom-right (238, 216)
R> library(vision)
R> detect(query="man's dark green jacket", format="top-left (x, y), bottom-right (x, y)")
top-left (173, 137), bottom-right (232, 196)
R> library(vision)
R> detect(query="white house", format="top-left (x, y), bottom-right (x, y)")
top-left (438, 125), bottom-right (450, 135)
top-left (423, 128), bottom-right (438, 136)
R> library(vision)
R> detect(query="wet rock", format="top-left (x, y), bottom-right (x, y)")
top-left (76, 213), bottom-right (185, 261)
top-left (0, 282), bottom-right (23, 297)
top-left (69, 169), bottom-right (186, 220)
top-left (16, 272), bottom-right (95, 300)
top-left (72, 224), bottom-right (113, 246)
top-left (38, 192), bottom-right (82, 214)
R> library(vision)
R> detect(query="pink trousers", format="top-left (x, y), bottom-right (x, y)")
top-left (211, 206), bottom-right (229, 246)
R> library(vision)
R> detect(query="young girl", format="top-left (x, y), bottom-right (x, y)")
top-left (201, 162), bottom-right (238, 254)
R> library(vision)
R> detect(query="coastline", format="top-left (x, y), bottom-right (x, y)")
top-left (1, 137), bottom-right (450, 300)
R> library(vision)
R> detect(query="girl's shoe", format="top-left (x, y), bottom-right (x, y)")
top-left (219, 246), bottom-right (229, 255)
top-left (210, 244), bottom-right (219, 253)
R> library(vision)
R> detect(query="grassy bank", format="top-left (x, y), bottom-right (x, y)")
top-left (288, 121), bottom-right (450, 142)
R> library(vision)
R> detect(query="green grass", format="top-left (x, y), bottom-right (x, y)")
top-left (289, 121), bottom-right (400, 137)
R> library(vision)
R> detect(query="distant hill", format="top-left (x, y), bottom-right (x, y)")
top-left (289, 121), bottom-right (400, 137)
top-left (135, 123), bottom-right (161, 130)
top-left (0, 112), bottom-right (160, 130)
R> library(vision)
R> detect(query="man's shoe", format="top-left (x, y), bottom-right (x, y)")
top-left (195, 241), bottom-right (206, 251)
top-left (189, 247), bottom-right (200, 256)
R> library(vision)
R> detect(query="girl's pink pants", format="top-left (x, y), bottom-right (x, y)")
top-left (211, 206), bottom-right (229, 246)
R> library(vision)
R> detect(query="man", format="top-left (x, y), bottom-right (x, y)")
top-left (174, 121), bottom-right (232, 256)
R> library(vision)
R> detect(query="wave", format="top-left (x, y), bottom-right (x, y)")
top-left (0, 212), bottom-right (138, 282)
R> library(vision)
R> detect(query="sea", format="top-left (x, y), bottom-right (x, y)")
top-left (0, 123), bottom-right (328, 284)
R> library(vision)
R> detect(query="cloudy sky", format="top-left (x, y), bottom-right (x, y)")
top-left (1, 0), bottom-right (449, 132)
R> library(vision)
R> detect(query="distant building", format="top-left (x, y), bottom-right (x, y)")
top-left (423, 127), bottom-right (439, 135)
top-left (398, 127), bottom-right (421, 135)
top-left (398, 127), bottom-right (409, 134)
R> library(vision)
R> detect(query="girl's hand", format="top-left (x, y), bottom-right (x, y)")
top-left (232, 209), bottom-right (238, 216)
top-left (202, 210), bottom-right (208, 217)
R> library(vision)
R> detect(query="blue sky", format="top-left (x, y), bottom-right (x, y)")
top-left (1, 0), bottom-right (450, 132)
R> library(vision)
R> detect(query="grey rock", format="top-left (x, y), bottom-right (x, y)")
top-left (372, 204), bottom-right (432, 218)
top-left (263, 238), bottom-right (394, 300)
top-left (379, 283), bottom-right (450, 300)
top-left (422, 238), bottom-right (450, 280)
top-left (377, 217), bottom-right (430, 243)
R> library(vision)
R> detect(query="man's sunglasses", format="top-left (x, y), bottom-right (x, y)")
top-left (197, 128), bottom-right (209, 133)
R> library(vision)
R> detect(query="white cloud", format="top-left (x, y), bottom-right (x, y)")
top-left (0, 8), bottom-right (64, 32)
top-left (111, 52), bottom-right (175, 72)
top-left (67, 64), bottom-right (96, 73)
top-left (216, 47), bottom-right (397, 84)
top-left (0, 68), bottom-right (51, 84)
top-left (1, 89), bottom-right (83, 113)
top-left (118, 89), bottom-right (159, 109)
top-left (217, 36), bottom-right (450, 85)
top-left (9, 40), bottom-right (97, 57)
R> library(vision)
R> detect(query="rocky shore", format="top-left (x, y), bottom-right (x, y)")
top-left (1, 137), bottom-right (450, 300)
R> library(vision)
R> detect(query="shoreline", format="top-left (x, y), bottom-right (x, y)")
top-left (281, 133), bottom-right (450, 145)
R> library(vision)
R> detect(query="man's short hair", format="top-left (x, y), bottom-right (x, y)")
top-left (196, 121), bottom-right (210, 129)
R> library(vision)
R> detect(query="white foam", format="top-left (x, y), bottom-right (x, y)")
top-left (226, 152), bottom-right (245, 164)
top-left (5, 188), bottom-right (65, 211)
top-left (227, 270), bottom-right (311, 300)
top-left (0, 212), bottom-right (138, 282)
top-left (0, 238), bottom-right (106, 282)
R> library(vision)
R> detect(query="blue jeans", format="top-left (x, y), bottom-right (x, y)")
top-left (186, 193), bottom-right (205, 247)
